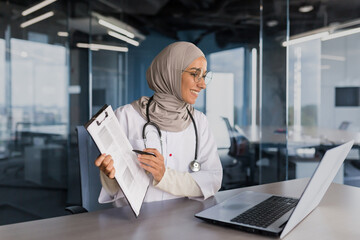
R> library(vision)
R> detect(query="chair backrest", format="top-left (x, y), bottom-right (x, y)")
top-left (339, 121), bottom-right (351, 130)
top-left (221, 117), bottom-right (250, 159)
top-left (76, 126), bottom-right (112, 211)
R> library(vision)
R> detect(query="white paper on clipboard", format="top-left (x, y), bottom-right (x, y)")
top-left (85, 104), bottom-right (150, 217)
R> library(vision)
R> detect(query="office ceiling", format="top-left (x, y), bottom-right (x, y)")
top-left (2, 0), bottom-right (360, 48)
top-left (86, 0), bottom-right (360, 47)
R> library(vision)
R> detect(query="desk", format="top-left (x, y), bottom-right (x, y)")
top-left (241, 126), bottom-right (360, 146)
top-left (240, 126), bottom-right (360, 182)
top-left (15, 123), bottom-right (67, 137)
top-left (1, 178), bottom-right (360, 240)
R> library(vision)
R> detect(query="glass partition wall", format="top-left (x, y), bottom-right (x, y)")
top-left (257, 0), bottom-right (360, 187)
top-left (88, 12), bottom-right (129, 116)
top-left (0, 0), bottom-right (131, 225)
top-left (285, 0), bottom-right (360, 187)
top-left (0, 0), bottom-right (70, 225)
top-left (257, 0), bottom-right (288, 184)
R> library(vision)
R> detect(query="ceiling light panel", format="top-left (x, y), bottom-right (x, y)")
top-left (22, 0), bottom-right (57, 16)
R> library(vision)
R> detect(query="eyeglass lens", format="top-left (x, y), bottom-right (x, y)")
top-left (194, 69), bottom-right (212, 85)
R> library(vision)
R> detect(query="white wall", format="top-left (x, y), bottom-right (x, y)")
top-left (206, 72), bottom-right (234, 148)
top-left (320, 33), bottom-right (360, 130)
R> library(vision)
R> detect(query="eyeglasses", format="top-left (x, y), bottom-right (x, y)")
top-left (182, 68), bottom-right (213, 85)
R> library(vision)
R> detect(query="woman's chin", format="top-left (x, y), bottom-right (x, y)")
top-left (186, 98), bottom-right (196, 105)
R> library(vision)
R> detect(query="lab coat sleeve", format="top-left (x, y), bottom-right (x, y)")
top-left (153, 168), bottom-right (202, 197)
top-left (98, 171), bottom-right (125, 204)
top-left (189, 113), bottom-right (223, 200)
top-left (99, 171), bottom-right (119, 196)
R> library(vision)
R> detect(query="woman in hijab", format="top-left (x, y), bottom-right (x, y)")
top-left (95, 41), bottom-right (222, 205)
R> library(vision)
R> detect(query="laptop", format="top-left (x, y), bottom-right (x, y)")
top-left (195, 140), bottom-right (354, 238)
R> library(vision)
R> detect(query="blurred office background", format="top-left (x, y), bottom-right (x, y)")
top-left (0, 0), bottom-right (359, 225)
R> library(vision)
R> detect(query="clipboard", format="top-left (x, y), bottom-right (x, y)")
top-left (84, 104), bottom-right (109, 129)
top-left (85, 104), bottom-right (150, 217)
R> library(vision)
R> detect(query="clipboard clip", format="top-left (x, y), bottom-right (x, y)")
top-left (96, 111), bottom-right (108, 126)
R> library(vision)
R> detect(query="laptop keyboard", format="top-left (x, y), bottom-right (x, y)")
top-left (230, 196), bottom-right (299, 228)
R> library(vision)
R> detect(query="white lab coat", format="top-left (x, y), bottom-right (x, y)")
top-left (98, 104), bottom-right (223, 204)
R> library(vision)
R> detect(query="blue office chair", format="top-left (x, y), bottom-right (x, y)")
top-left (66, 126), bottom-right (112, 213)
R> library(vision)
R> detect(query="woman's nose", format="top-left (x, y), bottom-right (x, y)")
top-left (197, 77), bottom-right (206, 89)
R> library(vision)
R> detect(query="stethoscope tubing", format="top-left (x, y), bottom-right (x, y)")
top-left (143, 96), bottom-right (200, 172)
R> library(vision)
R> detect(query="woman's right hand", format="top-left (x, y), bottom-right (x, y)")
top-left (95, 154), bottom-right (115, 179)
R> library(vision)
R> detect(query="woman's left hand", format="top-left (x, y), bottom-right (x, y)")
top-left (137, 148), bottom-right (165, 182)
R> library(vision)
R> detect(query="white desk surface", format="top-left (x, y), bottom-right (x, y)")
top-left (241, 125), bottom-right (360, 146)
top-left (1, 178), bottom-right (360, 240)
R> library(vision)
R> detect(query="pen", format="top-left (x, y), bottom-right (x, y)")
top-left (132, 149), bottom-right (156, 157)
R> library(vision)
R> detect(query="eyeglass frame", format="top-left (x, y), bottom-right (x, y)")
top-left (182, 68), bottom-right (213, 85)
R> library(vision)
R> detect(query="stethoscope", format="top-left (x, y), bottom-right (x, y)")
top-left (142, 96), bottom-right (201, 172)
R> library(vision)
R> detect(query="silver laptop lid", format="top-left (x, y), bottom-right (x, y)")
top-left (280, 140), bottom-right (354, 238)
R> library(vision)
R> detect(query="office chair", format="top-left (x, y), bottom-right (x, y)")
top-left (220, 117), bottom-right (251, 190)
top-left (339, 121), bottom-right (351, 130)
top-left (66, 126), bottom-right (112, 214)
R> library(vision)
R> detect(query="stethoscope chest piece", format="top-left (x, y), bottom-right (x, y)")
top-left (189, 160), bottom-right (201, 172)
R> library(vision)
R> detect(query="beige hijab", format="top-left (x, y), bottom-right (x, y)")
top-left (131, 41), bottom-right (205, 132)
